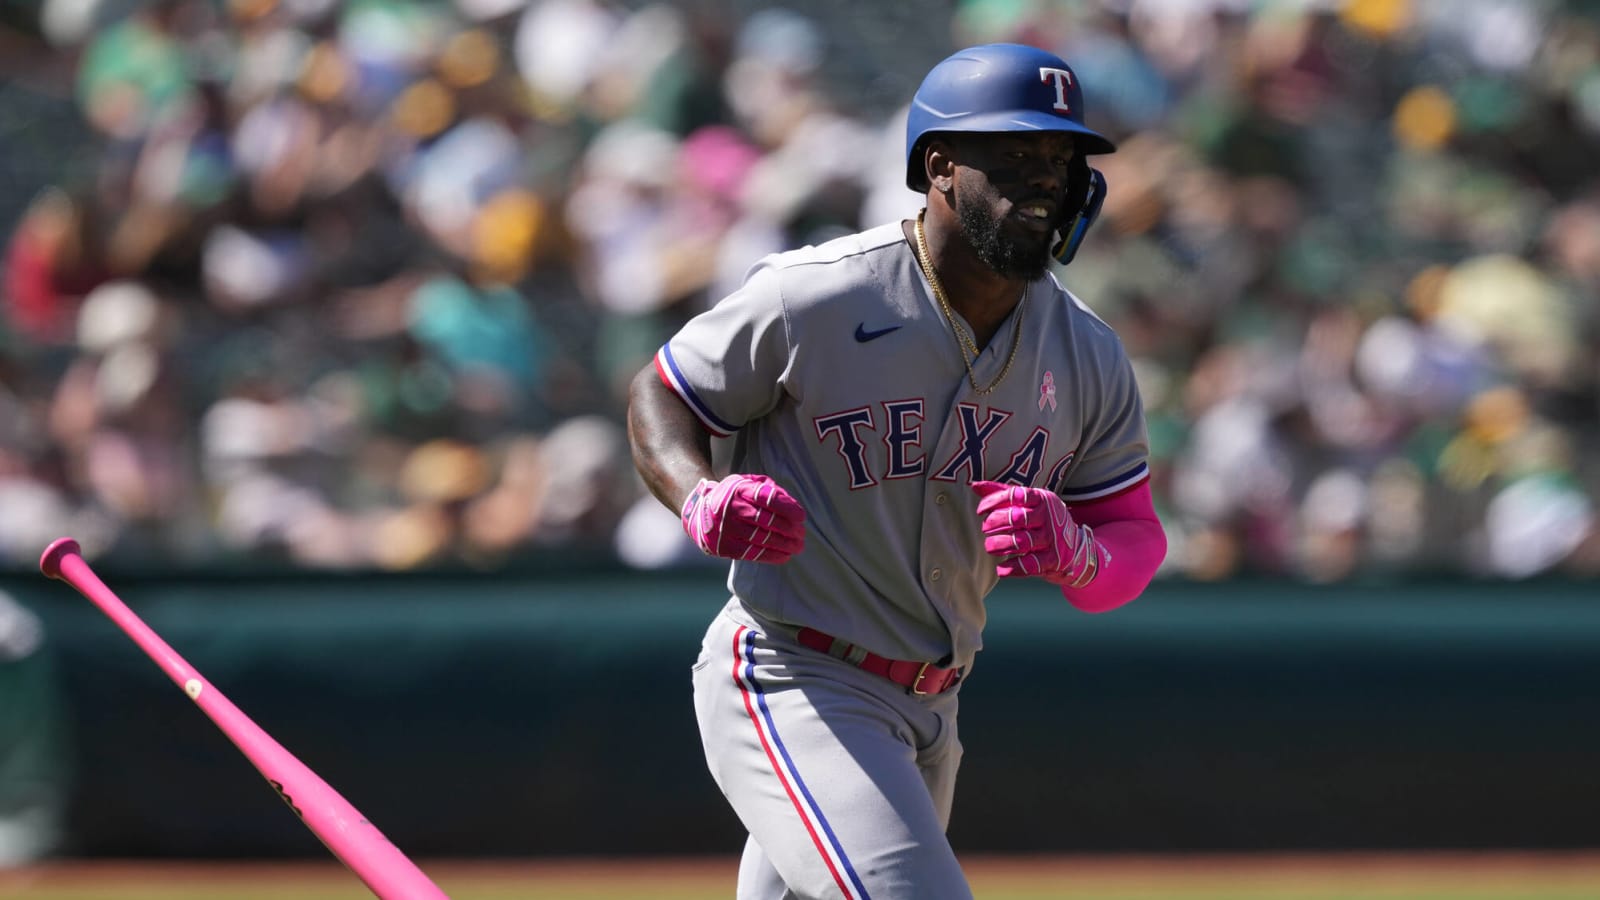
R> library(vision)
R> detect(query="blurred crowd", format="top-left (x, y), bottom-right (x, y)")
top-left (0, 0), bottom-right (1597, 582)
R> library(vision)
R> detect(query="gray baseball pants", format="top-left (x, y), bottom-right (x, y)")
top-left (691, 602), bottom-right (972, 900)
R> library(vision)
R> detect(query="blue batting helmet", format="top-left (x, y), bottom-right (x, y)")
top-left (905, 43), bottom-right (1116, 191)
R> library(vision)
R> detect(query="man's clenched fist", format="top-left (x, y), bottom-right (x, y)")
top-left (682, 473), bottom-right (806, 563)
top-left (972, 481), bottom-right (1103, 587)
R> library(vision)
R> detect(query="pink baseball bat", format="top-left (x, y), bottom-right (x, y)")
top-left (40, 537), bottom-right (449, 900)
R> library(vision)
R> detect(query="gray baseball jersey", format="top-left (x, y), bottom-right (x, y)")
top-left (656, 221), bottom-right (1149, 671)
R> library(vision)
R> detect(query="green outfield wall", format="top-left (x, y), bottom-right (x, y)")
top-left (2, 568), bottom-right (1597, 859)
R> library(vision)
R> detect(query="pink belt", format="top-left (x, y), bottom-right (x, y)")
top-left (796, 627), bottom-right (963, 695)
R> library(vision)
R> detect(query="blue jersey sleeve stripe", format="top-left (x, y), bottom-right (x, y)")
top-left (1061, 462), bottom-right (1149, 501)
top-left (656, 345), bottom-right (737, 437)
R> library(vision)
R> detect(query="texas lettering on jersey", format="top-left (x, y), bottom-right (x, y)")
top-left (814, 400), bottom-right (1076, 492)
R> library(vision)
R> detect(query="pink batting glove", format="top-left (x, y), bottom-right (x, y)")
top-left (681, 473), bottom-right (806, 563)
top-left (972, 480), bottom-right (1103, 587)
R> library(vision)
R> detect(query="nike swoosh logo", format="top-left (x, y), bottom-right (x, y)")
top-left (855, 323), bottom-right (902, 343)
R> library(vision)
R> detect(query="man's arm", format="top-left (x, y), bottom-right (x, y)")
top-left (973, 478), bottom-right (1166, 613)
top-left (627, 363), bottom-right (716, 512)
top-left (627, 363), bottom-right (807, 563)
top-left (1058, 481), bottom-right (1166, 612)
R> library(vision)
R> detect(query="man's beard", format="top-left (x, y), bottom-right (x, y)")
top-left (955, 188), bottom-right (1055, 281)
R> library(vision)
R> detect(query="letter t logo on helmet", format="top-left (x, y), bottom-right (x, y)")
top-left (1039, 67), bottom-right (1075, 113)
top-left (903, 43), bottom-right (1116, 192)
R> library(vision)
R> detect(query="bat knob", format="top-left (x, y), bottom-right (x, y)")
top-left (40, 538), bottom-right (82, 580)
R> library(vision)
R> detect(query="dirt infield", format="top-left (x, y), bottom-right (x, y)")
top-left (4, 852), bottom-right (1600, 899)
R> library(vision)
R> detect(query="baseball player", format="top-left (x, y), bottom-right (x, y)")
top-left (627, 43), bottom-right (1167, 899)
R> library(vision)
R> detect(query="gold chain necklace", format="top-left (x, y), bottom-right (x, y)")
top-left (913, 209), bottom-right (1025, 395)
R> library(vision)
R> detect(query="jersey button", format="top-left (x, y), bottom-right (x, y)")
top-left (935, 492), bottom-right (948, 506)
top-left (930, 568), bottom-right (943, 582)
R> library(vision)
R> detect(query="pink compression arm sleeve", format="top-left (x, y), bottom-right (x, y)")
top-left (1059, 479), bottom-right (1167, 613)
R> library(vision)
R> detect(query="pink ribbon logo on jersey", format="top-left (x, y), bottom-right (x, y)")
top-left (1039, 371), bottom-right (1057, 411)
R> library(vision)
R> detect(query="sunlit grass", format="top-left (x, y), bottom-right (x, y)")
top-left (5, 854), bottom-right (1599, 899)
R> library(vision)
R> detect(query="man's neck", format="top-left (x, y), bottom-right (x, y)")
top-left (906, 216), bottom-right (1028, 349)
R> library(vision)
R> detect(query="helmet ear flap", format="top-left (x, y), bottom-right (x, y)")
top-left (909, 134), bottom-right (954, 193)
top-left (907, 135), bottom-right (932, 193)
top-left (1052, 158), bottom-right (1106, 266)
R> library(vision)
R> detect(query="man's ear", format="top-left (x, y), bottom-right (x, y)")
top-left (925, 138), bottom-right (957, 194)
